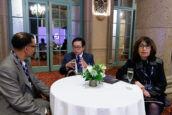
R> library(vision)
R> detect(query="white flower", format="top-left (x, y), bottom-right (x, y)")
top-left (90, 70), bottom-right (97, 77)
top-left (87, 65), bottom-right (92, 73)
top-left (100, 72), bottom-right (106, 78)
top-left (100, 64), bottom-right (106, 70)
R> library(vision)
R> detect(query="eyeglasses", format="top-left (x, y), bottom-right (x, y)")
top-left (28, 45), bottom-right (37, 48)
top-left (72, 45), bottom-right (82, 49)
top-left (139, 44), bottom-right (151, 49)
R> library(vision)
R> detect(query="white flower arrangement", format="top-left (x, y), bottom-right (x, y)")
top-left (82, 62), bottom-right (106, 82)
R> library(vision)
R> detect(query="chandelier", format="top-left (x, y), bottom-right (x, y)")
top-left (30, 3), bottom-right (45, 16)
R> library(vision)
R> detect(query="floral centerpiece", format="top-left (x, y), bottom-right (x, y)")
top-left (81, 62), bottom-right (106, 87)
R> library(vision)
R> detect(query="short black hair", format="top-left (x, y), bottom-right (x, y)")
top-left (12, 32), bottom-right (34, 50)
top-left (72, 37), bottom-right (85, 47)
top-left (133, 36), bottom-right (157, 62)
top-left (41, 38), bottom-right (45, 43)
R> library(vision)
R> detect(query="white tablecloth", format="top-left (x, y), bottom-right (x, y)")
top-left (50, 75), bottom-right (146, 115)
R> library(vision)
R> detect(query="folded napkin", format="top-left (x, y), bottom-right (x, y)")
top-left (103, 76), bottom-right (119, 84)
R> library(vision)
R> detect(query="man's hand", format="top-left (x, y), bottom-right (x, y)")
top-left (47, 108), bottom-right (51, 115)
top-left (81, 58), bottom-right (88, 68)
top-left (65, 59), bottom-right (75, 69)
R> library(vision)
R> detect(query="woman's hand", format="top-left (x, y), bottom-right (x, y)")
top-left (135, 81), bottom-right (145, 90)
top-left (135, 81), bottom-right (151, 97)
top-left (143, 89), bottom-right (151, 97)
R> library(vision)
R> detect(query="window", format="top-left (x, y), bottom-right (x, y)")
top-left (111, 0), bottom-right (135, 66)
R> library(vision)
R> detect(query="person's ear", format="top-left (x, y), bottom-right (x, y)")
top-left (83, 46), bottom-right (85, 49)
top-left (24, 46), bottom-right (29, 53)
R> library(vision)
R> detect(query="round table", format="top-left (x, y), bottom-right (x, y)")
top-left (50, 75), bottom-right (146, 115)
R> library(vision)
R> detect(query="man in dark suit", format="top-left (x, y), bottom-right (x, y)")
top-left (0, 32), bottom-right (50, 115)
top-left (60, 37), bottom-right (94, 76)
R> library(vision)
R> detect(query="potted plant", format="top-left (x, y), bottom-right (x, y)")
top-left (81, 62), bottom-right (106, 87)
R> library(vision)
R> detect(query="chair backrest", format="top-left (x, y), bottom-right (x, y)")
top-left (164, 97), bottom-right (171, 107)
top-left (66, 70), bottom-right (76, 77)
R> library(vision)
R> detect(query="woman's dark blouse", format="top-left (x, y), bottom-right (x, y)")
top-left (116, 58), bottom-right (167, 100)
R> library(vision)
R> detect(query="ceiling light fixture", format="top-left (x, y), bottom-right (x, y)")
top-left (30, 3), bottom-right (45, 16)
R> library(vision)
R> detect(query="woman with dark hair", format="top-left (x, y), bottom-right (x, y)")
top-left (116, 36), bottom-right (167, 115)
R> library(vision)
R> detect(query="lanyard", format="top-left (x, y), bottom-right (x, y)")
top-left (11, 50), bottom-right (23, 66)
top-left (141, 66), bottom-right (154, 90)
top-left (11, 51), bottom-right (32, 83)
top-left (141, 66), bottom-right (154, 79)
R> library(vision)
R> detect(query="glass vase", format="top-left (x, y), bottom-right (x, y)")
top-left (89, 80), bottom-right (97, 87)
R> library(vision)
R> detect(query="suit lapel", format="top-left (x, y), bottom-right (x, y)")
top-left (82, 53), bottom-right (87, 63)
top-left (71, 52), bottom-right (76, 60)
top-left (11, 54), bottom-right (33, 90)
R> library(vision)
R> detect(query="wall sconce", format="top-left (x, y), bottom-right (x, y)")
top-left (92, 0), bottom-right (111, 21)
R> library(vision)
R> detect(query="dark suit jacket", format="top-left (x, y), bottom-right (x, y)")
top-left (60, 52), bottom-right (94, 75)
top-left (116, 58), bottom-right (167, 101)
top-left (0, 53), bottom-right (50, 115)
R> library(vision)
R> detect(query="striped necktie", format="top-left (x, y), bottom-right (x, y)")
top-left (76, 55), bottom-right (82, 73)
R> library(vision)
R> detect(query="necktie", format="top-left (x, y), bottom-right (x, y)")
top-left (76, 55), bottom-right (82, 73)
top-left (24, 64), bottom-right (32, 83)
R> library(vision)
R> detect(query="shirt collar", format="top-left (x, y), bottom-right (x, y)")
top-left (76, 53), bottom-right (83, 58)
top-left (11, 50), bottom-right (26, 67)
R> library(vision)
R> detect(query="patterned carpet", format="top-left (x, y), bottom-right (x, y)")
top-left (36, 67), bottom-right (172, 115)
